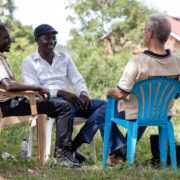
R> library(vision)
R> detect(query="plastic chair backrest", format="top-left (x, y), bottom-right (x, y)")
top-left (131, 77), bottom-right (180, 124)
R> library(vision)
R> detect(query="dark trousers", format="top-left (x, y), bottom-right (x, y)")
top-left (0, 97), bottom-right (73, 148)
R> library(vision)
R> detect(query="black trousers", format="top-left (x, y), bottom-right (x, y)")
top-left (0, 97), bottom-right (73, 148)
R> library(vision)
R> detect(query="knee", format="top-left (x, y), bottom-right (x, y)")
top-left (63, 102), bottom-right (72, 113)
top-left (94, 104), bottom-right (107, 123)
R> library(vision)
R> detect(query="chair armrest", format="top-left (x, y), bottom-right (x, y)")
top-left (0, 88), bottom-right (37, 116)
top-left (106, 96), bottom-right (116, 118)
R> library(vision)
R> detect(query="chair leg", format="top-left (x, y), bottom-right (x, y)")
top-left (0, 118), bottom-right (4, 136)
top-left (103, 118), bottom-right (112, 167)
top-left (27, 125), bottom-right (36, 157)
top-left (90, 138), bottom-right (96, 162)
top-left (168, 121), bottom-right (177, 170)
top-left (158, 125), bottom-right (168, 169)
top-left (46, 118), bottom-right (55, 161)
top-left (37, 114), bottom-right (47, 167)
top-left (127, 122), bottom-right (138, 166)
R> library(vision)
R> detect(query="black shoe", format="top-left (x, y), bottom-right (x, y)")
top-left (55, 147), bottom-right (82, 168)
top-left (73, 151), bottom-right (91, 164)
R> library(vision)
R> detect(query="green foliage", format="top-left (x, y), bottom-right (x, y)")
top-left (0, 0), bottom-right (16, 28)
top-left (4, 21), bottom-right (36, 83)
top-left (66, 0), bottom-right (157, 49)
top-left (65, 0), bottom-right (157, 100)
top-left (0, 0), bottom-right (36, 83)
top-left (70, 38), bottom-right (133, 99)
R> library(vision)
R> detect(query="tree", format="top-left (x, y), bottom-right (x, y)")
top-left (66, 0), bottom-right (157, 54)
top-left (0, 0), bottom-right (16, 28)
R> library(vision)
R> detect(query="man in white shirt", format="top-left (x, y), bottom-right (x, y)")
top-left (22, 24), bottom-right (126, 163)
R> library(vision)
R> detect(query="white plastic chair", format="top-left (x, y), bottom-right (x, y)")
top-left (28, 117), bottom-right (96, 162)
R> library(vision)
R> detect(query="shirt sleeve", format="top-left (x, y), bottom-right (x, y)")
top-left (0, 60), bottom-right (10, 82)
top-left (117, 57), bottom-right (138, 94)
top-left (66, 55), bottom-right (88, 95)
top-left (22, 59), bottom-right (40, 86)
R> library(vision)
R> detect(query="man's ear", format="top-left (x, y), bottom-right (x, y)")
top-left (148, 29), bottom-right (153, 39)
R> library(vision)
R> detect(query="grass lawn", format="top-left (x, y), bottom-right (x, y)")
top-left (0, 101), bottom-right (180, 179)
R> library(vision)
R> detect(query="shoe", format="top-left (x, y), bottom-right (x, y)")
top-left (106, 154), bottom-right (126, 166)
top-left (109, 145), bottom-right (127, 157)
top-left (55, 147), bottom-right (82, 168)
top-left (73, 151), bottom-right (91, 164)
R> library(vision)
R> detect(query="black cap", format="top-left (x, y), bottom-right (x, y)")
top-left (34, 24), bottom-right (58, 38)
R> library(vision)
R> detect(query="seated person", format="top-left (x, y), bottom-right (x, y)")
top-left (0, 25), bottom-right (81, 167)
top-left (107, 14), bottom-right (180, 163)
top-left (22, 24), bottom-right (129, 163)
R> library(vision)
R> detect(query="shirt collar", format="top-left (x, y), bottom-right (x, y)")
top-left (143, 49), bottom-right (171, 59)
top-left (33, 49), bottom-right (60, 61)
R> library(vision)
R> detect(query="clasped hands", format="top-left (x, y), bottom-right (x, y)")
top-left (57, 90), bottom-right (92, 110)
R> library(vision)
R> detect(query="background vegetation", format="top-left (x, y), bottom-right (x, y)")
top-left (0, 0), bottom-right (180, 179)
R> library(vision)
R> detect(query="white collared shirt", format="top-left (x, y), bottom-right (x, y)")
top-left (22, 50), bottom-right (88, 97)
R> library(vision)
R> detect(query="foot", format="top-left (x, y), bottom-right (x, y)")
top-left (109, 145), bottom-right (127, 157)
top-left (106, 154), bottom-right (126, 166)
top-left (107, 145), bottom-right (127, 166)
top-left (55, 147), bottom-right (82, 168)
top-left (73, 151), bottom-right (90, 164)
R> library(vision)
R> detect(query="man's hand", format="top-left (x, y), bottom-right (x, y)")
top-left (35, 88), bottom-right (50, 102)
top-left (79, 91), bottom-right (93, 110)
top-left (107, 88), bottom-right (127, 100)
top-left (57, 90), bottom-right (83, 109)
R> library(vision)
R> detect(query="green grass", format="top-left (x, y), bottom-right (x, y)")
top-left (1, 108), bottom-right (180, 179)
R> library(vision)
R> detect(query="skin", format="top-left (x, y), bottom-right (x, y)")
top-left (143, 22), bottom-right (167, 55)
top-left (107, 16), bottom-right (170, 100)
top-left (0, 27), bottom-right (11, 53)
top-left (36, 33), bottom-right (92, 110)
top-left (0, 27), bottom-right (50, 102)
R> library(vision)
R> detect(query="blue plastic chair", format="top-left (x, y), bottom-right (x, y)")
top-left (103, 77), bottom-right (180, 170)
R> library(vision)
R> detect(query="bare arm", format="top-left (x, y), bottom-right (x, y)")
top-left (1, 78), bottom-right (40, 92)
top-left (1, 78), bottom-right (50, 101)
top-left (107, 88), bottom-right (127, 100)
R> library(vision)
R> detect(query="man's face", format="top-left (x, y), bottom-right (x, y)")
top-left (36, 34), bottom-right (57, 53)
top-left (0, 28), bottom-right (11, 53)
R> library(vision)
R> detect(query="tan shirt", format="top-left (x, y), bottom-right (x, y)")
top-left (0, 53), bottom-right (15, 102)
top-left (117, 50), bottom-right (180, 119)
